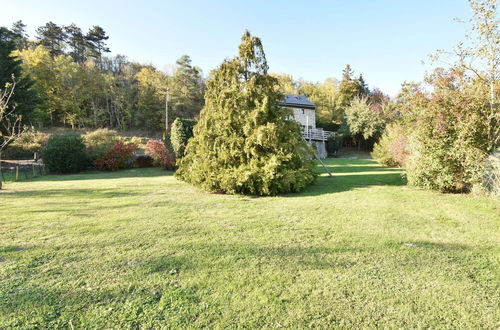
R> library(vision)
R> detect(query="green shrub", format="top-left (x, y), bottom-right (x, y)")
top-left (130, 136), bottom-right (148, 147)
top-left (41, 134), bottom-right (88, 173)
top-left (83, 128), bottom-right (118, 147)
top-left (405, 139), bottom-right (487, 193)
top-left (372, 135), bottom-right (396, 167)
top-left (372, 124), bottom-right (409, 167)
top-left (3, 129), bottom-right (50, 160)
top-left (400, 70), bottom-right (496, 192)
top-left (176, 32), bottom-right (315, 195)
top-left (118, 136), bottom-right (148, 148)
top-left (83, 129), bottom-right (118, 161)
top-left (170, 118), bottom-right (196, 159)
top-left (326, 134), bottom-right (343, 156)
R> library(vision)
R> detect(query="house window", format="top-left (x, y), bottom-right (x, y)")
top-left (301, 109), bottom-right (305, 114)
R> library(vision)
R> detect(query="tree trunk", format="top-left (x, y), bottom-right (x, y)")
top-left (488, 79), bottom-right (497, 152)
top-left (92, 99), bottom-right (97, 128)
top-left (0, 151), bottom-right (3, 190)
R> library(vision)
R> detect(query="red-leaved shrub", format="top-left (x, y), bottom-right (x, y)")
top-left (95, 141), bottom-right (138, 171)
top-left (145, 139), bottom-right (175, 170)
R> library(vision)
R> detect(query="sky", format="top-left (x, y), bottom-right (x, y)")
top-left (0, 0), bottom-right (474, 95)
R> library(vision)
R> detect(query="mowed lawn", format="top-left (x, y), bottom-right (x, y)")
top-left (0, 158), bottom-right (499, 328)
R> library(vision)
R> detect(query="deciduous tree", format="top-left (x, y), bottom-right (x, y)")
top-left (0, 80), bottom-right (23, 189)
top-left (168, 55), bottom-right (204, 120)
top-left (345, 96), bottom-right (386, 150)
top-left (430, 0), bottom-right (499, 150)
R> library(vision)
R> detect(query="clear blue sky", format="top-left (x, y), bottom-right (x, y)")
top-left (1, 0), bottom-right (473, 95)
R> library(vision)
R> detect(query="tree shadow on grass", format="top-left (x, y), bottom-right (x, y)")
top-left (1, 239), bottom-right (494, 327)
top-left (0, 278), bottom-right (202, 328)
top-left (168, 240), bottom-right (481, 273)
top-left (19, 168), bottom-right (173, 183)
top-left (1, 188), bottom-right (143, 200)
top-left (286, 160), bottom-right (406, 197)
top-left (0, 245), bottom-right (31, 253)
top-left (330, 165), bottom-right (402, 174)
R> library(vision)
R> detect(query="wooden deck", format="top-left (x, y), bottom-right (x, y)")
top-left (302, 128), bottom-right (335, 141)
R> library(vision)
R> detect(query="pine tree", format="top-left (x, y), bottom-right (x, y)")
top-left (11, 20), bottom-right (29, 50)
top-left (65, 24), bottom-right (87, 63)
top-left (342, 64), bottom-right (354, 82)
top-left (35, 22), bottom-right (67, 57)
top-left (357, 74), bottom-right (370, 95)
top-left (86, 26), bottom-right (110, 67)
top-left (338, 64), bottom-right (366, 109)
top-left (176, 31), bottom-right (315, 196)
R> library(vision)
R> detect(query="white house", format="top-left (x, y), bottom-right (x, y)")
top-left (279, 94), bottom-right (334, 158)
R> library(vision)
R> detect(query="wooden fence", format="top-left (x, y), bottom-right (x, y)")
top-left (0, 161), bottom-right (46, 182)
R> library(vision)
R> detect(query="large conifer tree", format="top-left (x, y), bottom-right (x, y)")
top-left (0, 27), bottom-right (39, 125)
top-left (175, 31), bottom-right (315, 196)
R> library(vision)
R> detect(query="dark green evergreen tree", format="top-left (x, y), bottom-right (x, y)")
top-left (86, 25), bottom-right (110, 67)
top-left (11, 20), bottom-right (29, 50)
top-left (176, 31), bottom-right (315, 196)
top-left (0, 27), bottom-right (39, 124)
top-left (338, 64), bottom-right (365, 109)
top-left (170, 117), bottom-right (196, 159)
top-left (35, 21), bottom-right (67, 57)
top-left (342, 64), bottom-right (354, 82)
top-left (357, 74), bottom-right (370, 96)
top-left (65, 24), bottom-right (88, 63)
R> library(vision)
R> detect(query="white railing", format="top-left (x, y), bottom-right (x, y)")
top-left (302, 127), bottom-right (335, 141)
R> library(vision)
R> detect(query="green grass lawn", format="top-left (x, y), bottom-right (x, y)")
top-left (1, 158), bottom-right (499, 328)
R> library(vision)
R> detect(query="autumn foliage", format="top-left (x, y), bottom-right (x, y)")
top-left (95, 141), bottom-right (137, 171)
top-left (144, 139), bottom-right (175, 170)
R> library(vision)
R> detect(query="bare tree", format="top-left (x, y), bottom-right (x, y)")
top-left (0, 79), bottom-right (24, 189)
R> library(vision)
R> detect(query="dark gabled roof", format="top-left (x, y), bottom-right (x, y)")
top-left (279, 94), bottom-right (316, 109)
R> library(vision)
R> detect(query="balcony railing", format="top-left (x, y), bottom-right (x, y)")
top-left (302, 127), bottom-right (335, 141)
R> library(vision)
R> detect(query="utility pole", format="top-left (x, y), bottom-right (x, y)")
top-left (165, 88), bottom-right (169, 133)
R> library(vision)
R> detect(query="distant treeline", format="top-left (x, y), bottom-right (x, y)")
top-left (1, 21), bottom-right (204, 132)
top-left (1, 20), bottom-right (392, 139)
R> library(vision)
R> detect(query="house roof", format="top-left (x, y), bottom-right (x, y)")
top-left (279, 94), bottom-right (316, 109)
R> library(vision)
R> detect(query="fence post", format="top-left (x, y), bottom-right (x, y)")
top-left (16, 166), bottom-right (19, 181)
top-left (32, 164), bottom-right (36, 177)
